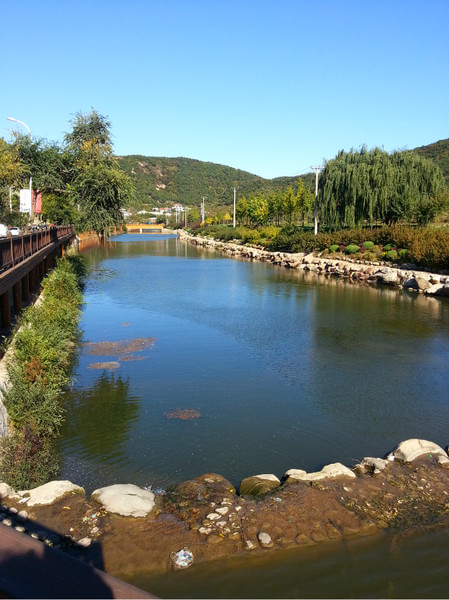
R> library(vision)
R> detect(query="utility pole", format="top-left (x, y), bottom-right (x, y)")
top-left (310, 165), bottom-right (323, 235)
top-left (233, 187), bottom-right (236, 228)
top-left (201, 196), bottom-right (207, 223)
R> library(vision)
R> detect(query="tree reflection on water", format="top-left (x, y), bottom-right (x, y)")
top-left (61, 372), bottom-right (140, 461)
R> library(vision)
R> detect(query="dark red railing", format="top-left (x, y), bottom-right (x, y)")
top-left (0, 226), bottom-right (74, 273)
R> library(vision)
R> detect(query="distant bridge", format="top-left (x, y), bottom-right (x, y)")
top-left (125, 223), bottom-right (166, 233)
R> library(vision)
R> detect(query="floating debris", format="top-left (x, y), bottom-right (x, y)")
top-left (88, 362), bottom-right (120, 370)
top-left (170, 548), bottom-right (194, 570)
top-left (164, 409), bottom-right (201, 421)
top-left (84, 338), bottom-right (156, 356)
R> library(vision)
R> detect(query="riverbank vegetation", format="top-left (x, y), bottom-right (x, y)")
top-left (0, 255), bottom-right (85, 489)
top-left (187, 223), bottom-right (449, 272)
top-left (0, 110), bottom-right (134, 235)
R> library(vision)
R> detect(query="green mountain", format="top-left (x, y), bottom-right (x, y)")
top-left (412, 138), bottom-right (449, 185)
top-left (118, 139), bottom-right (448, 208)
top-left (117, 155), bottom-right (312, 207)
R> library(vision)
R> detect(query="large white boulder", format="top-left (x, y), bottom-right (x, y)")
top-left (284, 463), bottom-right (356, 483)
top-left (20, 480), bottom-right (85, 506)
top-left (91, 483), bottom-right (155, 517)
top-left (392, 439), bottom-right (449, 465)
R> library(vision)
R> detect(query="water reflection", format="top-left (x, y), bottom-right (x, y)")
top-left (61, 372), bottom-right (139, 462)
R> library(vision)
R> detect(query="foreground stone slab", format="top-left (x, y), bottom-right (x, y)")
top-left (392, 439), bottom-right (449, 465)
top-left (239, 474), bottom-right (281, 496)
top-left (20, 480), bottom-right (85, 506)
top-left (91, 484), bottom-right (155, 517)
top-left (285, 462), bottom-right (356, 483)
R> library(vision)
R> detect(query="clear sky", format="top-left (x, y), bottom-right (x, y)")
top-left (1, 0), bottom-right (448, 179)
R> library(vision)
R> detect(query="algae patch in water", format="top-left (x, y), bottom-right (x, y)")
top-left (164, 409), bottom-right (202, 421)
top-left (84, 337), bottom-right (156, 356)
top-left (88, 361), bottom-right (120, 370)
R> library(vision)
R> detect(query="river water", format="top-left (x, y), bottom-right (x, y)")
top-left (60, 233), bottom-right (449, 597)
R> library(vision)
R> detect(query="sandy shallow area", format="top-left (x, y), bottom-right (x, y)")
top-left (1, 452), bottom-right (449, 581)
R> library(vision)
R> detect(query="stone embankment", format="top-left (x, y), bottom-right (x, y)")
top-left (1, 439), bottom-right (449, 579)
top-left (178, 230), bottom-right (449, 297)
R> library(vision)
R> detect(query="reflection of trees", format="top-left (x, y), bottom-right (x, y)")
top-left (62, 372), bottom-right (139, 458)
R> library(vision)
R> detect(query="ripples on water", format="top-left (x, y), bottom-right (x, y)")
top-left (60, 234), bottom-right (449, 492)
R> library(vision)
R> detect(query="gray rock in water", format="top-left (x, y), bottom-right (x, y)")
top-left (91, 483), bottom-right (155, 517)
top-left (415, 276), bottom-right (431, 291)
top-left (239, 474), bottom-right (281, 496)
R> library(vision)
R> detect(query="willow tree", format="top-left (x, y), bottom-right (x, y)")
top-left (65, 110), bottom-right (134, 235)
top-left (319, 146), bottom-right (446, 230)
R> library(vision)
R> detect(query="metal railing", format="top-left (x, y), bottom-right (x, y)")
top-left (0, 226), bottom-right (74, 273)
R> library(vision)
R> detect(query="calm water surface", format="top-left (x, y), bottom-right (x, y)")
top-left (60, 234), bottom-right (449, 597)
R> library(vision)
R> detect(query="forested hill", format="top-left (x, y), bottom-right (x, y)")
top-left (413, 139), bottom-right (449, 184)
top-left (117, 155), bottom-right (311, 207)
top-left (118, 139), bottom-right (448, 207)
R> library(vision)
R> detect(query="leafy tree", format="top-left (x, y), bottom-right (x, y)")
top-left (64, 109), bottom-right (112, 152)
top-left (283, 185), bottom-right (297, 223)
top-left (319, 146), bottom-right (447, 230)
top-left (66, 111), bottom-right (134, 235)
top-left (236, 196), bottom-right (248, 224)
top-left (247, 194), bottom-right (269, 226)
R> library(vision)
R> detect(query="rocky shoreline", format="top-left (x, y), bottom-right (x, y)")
top-left (177, 230), bottom-right (449, 297)
top-left (1, 439), bottom-right (449, 581)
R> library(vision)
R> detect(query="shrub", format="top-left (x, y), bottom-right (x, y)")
top-left (0, 254), bottom-right (84, 489)
top-left (398, 248), bottom-right (409, 260)
top-left (383, 243), bottom-right (394, 251)
top-left (362, 241), bottom-right (375, 250)
top-left (385, 249), bottom-right (399, 261)
top-left (242, 229), bottom-right (261, 244)
top-left (329, 244), bottom-right (339, 253)
top-left (345, 244), bottom-right (360, 254)
top-left (258, 225), bottom-right (280, 241)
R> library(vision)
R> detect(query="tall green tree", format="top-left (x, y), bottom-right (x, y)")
top-left (247, 194), bottom-right (269, 226)
top-left (319, 146), bottom-right (447, 230)
top-left (65, 110), bottom-right (134, 235)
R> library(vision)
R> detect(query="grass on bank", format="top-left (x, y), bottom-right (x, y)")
top-left (0, 255), bottom-right (85, 489)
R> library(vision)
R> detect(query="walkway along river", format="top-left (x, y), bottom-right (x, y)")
top-left (1, 232), bottom-right (449, 597)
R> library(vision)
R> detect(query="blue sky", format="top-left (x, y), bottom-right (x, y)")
top-left (1, 0), bottom-right (448, 179)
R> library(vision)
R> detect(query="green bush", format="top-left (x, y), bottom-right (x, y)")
top-left (362, 241), bottom-right (375, 250)
top-left (385, 249), bottom-right (399, 261)
top-left (398, 248), bottom-right (409, 260)
top-left (241, 228), bottom-right (261, 244)
top-left (259, 225), bottom-right (280, 241)
top-left (329, 244), bottom-right (339, 253)
top-left (383, 243), bottom-right (394, 251)
top-left (345, 244), bottom-right (360, 254)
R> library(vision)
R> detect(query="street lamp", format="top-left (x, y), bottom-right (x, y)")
top-left (7, 117), bottom-right (33, 221)
top-left (7, 117), bottom-right (32, 142)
